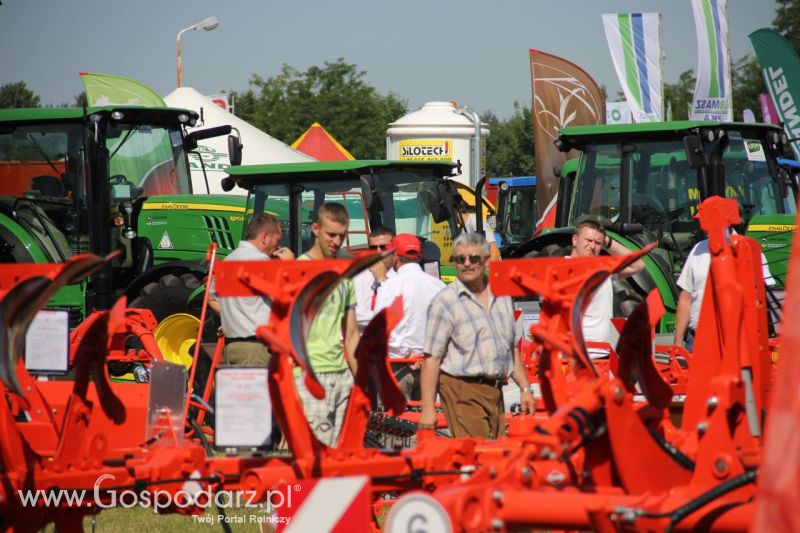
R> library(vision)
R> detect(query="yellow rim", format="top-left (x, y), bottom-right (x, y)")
top-left (153, 313), bottom-right (200, 368)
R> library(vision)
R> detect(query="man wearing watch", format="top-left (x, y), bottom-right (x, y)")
top-left (418, 232), bottom-right (535, 439)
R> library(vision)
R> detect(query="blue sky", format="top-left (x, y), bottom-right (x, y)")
top-left (0, 0), bottom-right (776, 119)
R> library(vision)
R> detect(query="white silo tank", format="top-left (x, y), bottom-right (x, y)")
top-left (386, 101), bottom-right (489, 187)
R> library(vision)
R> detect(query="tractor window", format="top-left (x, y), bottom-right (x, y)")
top-left (723, 135), bottom-right (797, 222)
top-left (107, 124), bottom-right (191, 200)
top-left (570, 144), bottom-right (622, 222)
top-left (0, 123), bottom-right (82, 198)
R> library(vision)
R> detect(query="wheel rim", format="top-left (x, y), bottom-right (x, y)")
top-left (154, 313), bottom-right (200, 368)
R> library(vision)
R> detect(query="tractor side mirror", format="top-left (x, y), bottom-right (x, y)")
top-left (359, 172), bottom-right (383, 212)
top-left (683, 134), bottom-right (708, 169)
top-left (221, 177), bottom-right (236, 192)
top-left (227, 134), bottom-right (243, 166)
top-left (185, 125), bottom-right (233, 152)
top-left (421, 180), bottom-right (458, 224)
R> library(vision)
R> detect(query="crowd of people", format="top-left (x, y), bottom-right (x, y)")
top-left (209, 202), bottom-right (690, 446)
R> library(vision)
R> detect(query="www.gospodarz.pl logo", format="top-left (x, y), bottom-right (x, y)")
top-left (17, 473), bottom-right (297, 515)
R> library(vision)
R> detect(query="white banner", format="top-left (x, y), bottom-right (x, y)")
top-left (602, 13), bottom-right (663, 122)
top-left (690, 0), bottom-right (733, 121)
top-left (606, 101), bottom-right (632, 124)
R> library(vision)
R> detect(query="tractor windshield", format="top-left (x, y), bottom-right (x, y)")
top-left (247, 169), bottom-right (449, 258)
top-left (0, 121), bottom-right (84, 261)
top-left (106, 122), bottom-right (192, 200)
top-left (569, 135), bottom-right (796, 254)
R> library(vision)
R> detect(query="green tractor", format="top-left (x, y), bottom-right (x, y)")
top-left (0, 106), bottom-right (247, 369)
top-left (222, 159), bottom-right (464, 269)
top-left (508, 121), bottom-right (797, 332)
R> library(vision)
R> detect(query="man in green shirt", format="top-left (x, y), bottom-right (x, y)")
top-left (296, 203), bottom-right (359, 446)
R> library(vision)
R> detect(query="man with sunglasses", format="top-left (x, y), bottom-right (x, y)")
top-left (354, 227), bottom-right (396, 333)
top-left (373, 233), bottom-right (446, 400)
top-left (419, 232), bottom-right (535, 439)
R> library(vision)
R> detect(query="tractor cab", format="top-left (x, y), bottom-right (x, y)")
top-left (557, 122), bottom-right (796, 280)
top-left (225, 160), bottom-right (462, 278)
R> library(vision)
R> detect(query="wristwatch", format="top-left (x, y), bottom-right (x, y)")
top-left (520, 384), bottom-right (536, 394)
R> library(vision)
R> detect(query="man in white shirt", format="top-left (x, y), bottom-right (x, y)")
top-left (673, 232), bottom-right (775, 351)
top-left (210, 213), bottom-right (294, 365)
top-left (570, 220), bottom-right (644, 357)
top-left (374, 233), bottom-right (446, 399)
top-left (354, 227), bottom-right (396, 333)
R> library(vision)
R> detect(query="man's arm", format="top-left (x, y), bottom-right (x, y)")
top-left (606, 238), bottom-right (645, 279)
top-left (673, 290), bottom-right (692, 346)
top-left (418, 355), bottom-right (441, 429)
top-left (510, 347), bottom-right (535, 415)
top-left (343, 307), bottom-right (359, 375)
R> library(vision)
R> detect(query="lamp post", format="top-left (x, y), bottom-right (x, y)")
top-left (176, 16), bottom-right (219, 87)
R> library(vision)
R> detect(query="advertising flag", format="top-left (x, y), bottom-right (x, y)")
top-left (759, 93), bottom-right (780, 125)
top-left (79, 73), bottom-right (166, 108)
top-left (606, 101), bottom-right (632, 124)
top-left (602, 13), bottom-right (663, 122)
top-left (689, 0), bottom-right (733, 121)
top-left (750, 28), bottom-right (800, 158)
top-left (530, 49), bottom-right (605, 221)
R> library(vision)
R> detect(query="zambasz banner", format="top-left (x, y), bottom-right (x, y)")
top-left (602, 13), bottom-right (663, 122)
top-left (689, 0), bottom-right (732, 121)
top-left (750, 28), bottom-right (800, 159)
top-left (529, 49), bottom-right (604, 222)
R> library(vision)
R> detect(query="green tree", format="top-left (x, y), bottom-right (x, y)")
top-left (233, 59), bottom-right (407, 159)
top-left (0, 81), bottom-right (41, 108)
top-left (731, 55), bottom-right (764, 121)
top-left (484, 103), bottom-right (535, 177)
top-left (774, 0), bottom-right (800, 52)
top-left (663, 69), bottom-right (696, 120)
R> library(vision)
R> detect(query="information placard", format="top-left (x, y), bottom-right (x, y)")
top-left (25, 309), bottom-right (69, 373)
top-left (214, 367), bottom-right (272, 449)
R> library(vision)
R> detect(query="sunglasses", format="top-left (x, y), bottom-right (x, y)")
top-left (453, 254), bottom-right (485, 265)
top-left (368, 244), bottom-right (389, 251)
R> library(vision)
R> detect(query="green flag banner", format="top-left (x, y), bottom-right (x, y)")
top-left (749, 28), bottom-right (800, 159)
top-left (79, 72), bottom-right (166, 108)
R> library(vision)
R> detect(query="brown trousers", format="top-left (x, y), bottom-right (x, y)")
top-left (223, 341), bottom-right (271, 366)
top-left (438, 373), bottom-right (505, 439)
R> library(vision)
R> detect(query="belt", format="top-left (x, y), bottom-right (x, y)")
top-left (445, 373), bottom-right (504, 388)
top-left (225, 336), bottom-right (259, 345)
top-left (687, 327), bottom-right (696, 337)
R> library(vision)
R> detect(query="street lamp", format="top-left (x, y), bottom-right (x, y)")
top-left (176, 16), bottom-right (219, 87)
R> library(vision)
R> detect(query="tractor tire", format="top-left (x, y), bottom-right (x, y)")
top-left (128, 272), bottom-right (220, 427)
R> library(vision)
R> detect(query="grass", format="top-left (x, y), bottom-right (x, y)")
top-left (82, 504), bottom-right (276, 532)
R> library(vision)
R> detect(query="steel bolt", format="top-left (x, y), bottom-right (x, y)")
top-left (613, 386), bottom-right (624, 404)
top-left (488, 466), bottom-right (497, 479)
top-left (706, 396), bottom-right (719, 408)
top-left (696, 421), bottom-right (709, 434)
top-left (492, 490), bottom-right (503, 504)
top-left (520, 466), bottom-right (532, 483)
top-left (491, 518), bottom-right (504, 530)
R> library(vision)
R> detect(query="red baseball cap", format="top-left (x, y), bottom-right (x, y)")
top-left (391, 233), bottom-right (422, 258)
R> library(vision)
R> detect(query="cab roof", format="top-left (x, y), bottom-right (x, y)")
top-left (225, 160), bottom-right (458, 188)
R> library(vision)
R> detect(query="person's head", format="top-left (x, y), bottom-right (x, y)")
top-left (452, 232), bottom-right (490, 285)
top-left (312, 202), bottom-right (350, 258)
top-left (390, 233), bottom-right (422, 269)
top-left (246, 213), bottom-right (282, 254)
top-left (368, 226), bottom-right (396, 269)
top-left (571, 220), bottom-right (606, 257)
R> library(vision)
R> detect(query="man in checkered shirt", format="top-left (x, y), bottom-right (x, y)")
top-left (418, 232), bottom-right (535, 439)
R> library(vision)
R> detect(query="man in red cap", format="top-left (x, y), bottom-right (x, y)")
top-left (373, 233), bottom-right (445, 400)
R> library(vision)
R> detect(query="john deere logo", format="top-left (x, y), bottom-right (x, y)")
top-left (747, 141), bottom-right (760, 152)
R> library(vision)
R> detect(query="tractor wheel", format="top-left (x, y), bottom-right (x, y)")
top-left (127, 273), bottom-right (218, 395)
